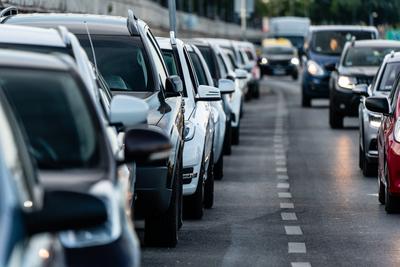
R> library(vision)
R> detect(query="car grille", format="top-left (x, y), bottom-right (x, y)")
top-left (356, 76), bottom-right (374, 85)
top-left (269, 59), bottom-right (290, 66)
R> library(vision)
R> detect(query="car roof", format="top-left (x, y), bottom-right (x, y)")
top-left (309, 25), bottom-right (377, 32)
top-left (2, 13), bottom-right (145, 35)
top-left (0, 49), bottom-right (71, 70)
top-left (383, 51), bottom-right (400, 64)
top-left (351, 40), bottom-right (400, 48)
top-left (0, 24), bottom-right (65, 47)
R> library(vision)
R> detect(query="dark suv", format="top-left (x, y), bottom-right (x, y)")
top-left (3, 11), bottom-right (185, 247)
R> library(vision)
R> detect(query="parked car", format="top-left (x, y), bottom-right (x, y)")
top-left (301, 25), bottom-right (378, 107)
top-left (329, 40), bottom-right (400, 129)
top-left (238, 41), bottom-right (261, 99)
top-left (187, 43), bottom-right (235, 180)
top-left (188, 39), bottom-right (234, 155)
top-left (355, 51), bottom-right (400, 177)
top-left (0, 49), bottom-right (171, 265)
top-left (365, 74), bottom-right (400, 213)
top-left (258, 41), bottom-right (299, 80)
top-left (4, 11), bottom-right (186, 247)
top-left (158, 36), bottom-right (221, 217)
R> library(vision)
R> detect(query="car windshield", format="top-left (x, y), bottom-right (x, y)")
top-left (263, 46), bottom-right (294, 55)
top-left (78, 35), bottom-right (153, 92)
top-left (198, 46), bottom-right (217, 79)
top-left (189, 51), bottom-right (208, 85)
top-left (344, 47), bottom-right (398, 67)
top-left (378, 62), bottom-right (400, 91)
top-left (312, 30), bottom-right (375, 55)
top-left (0, 68), bottom-right (102, 170)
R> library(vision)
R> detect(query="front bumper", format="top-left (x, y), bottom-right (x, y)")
top-left (330, 85), bottom-right (360, 117)
top-left (302, 72), bottom-right (330, 98)
top-left (260, 64), bottom-right (297, 76)
top-left (182, 142), bottom-right (202, 196)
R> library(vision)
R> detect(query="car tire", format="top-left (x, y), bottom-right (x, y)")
top-left (329, 106), bottom-right (343, 129)
top-left (301, 94), bottom-right (311, 107)
top-left (379, 179), bottom-right (385, 205)
top-left (385, 165), bottom-right (399, 213)
top-left (183, 161), bottom-right (204, 220)
top-left (232, 126), bottom-right (240, 145)
top-left (359, 144), bottom-right (364, 170)
top-left (224, 122), bottom-right (232, 155)
top-left (253, 83), bottom-right (260, 99)
top-left (144, 160), bottom-right (181, 247)
top-left (363, 158), bottom-right (377, 177)
top-left (204, 150), bottom-right (215, 209)
top-left (214, 151), bottom-right (224, 180)
top-left (291, 72), bottom-right (298, 81)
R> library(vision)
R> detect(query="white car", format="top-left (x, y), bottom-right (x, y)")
top-left (158, 36), bottom-right (221, 218)
top-left (187, 43), bottom-right (235, 180)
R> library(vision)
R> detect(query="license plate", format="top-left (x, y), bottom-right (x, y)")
top-left (273, 68), bottom-right (285, 75)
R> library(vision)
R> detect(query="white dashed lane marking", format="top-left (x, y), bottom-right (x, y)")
top-left (281, 212), bottom-right (297, 221)
top-left (277, 174), bottom-right (289, 180)
top-left (276, 167), bottom-right (287, 173)
top-left (280, 202), bottom-right (294, 209)
top-left (291, 262), bottom-right (312, 267)
top-left (285, 226), bottom-right (303, 235)
top-left (288, 242), bottom-right (306, 253)
top-left (278, 192), bottom-right (292, 198)
top-left (277, 183), bottom-right (290, 189)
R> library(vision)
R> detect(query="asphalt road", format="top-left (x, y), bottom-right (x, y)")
top-left (141, 77), bottom-right (400, 267)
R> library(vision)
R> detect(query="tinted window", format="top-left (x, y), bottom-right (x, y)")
top-left (0, 69), bottom-right (101, 169)
top-left (189, 51), bottom-right (208, 85)
top-left (0, 43), bottom-right (71, 55)
top-left (312, 30), bottom-right (376, 55)
top-left (378, 62), bottom-right (400, 91)
top-left (344, 47), bottom-right (398, 67)
top-left (217, 55), bottom-right (228, 78)
top-left (78, 35), bottom-right (153, 92)
top-left (245, 50), bottom-right (255, 60)
top-left (162, 50), bottom-right (179, 76)
top-left (263, 46), bottom-right (295, 55)
top-left (198, 46), bottom-right (217, 79)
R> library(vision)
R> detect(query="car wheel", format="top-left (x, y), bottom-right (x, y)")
top-left (232, 126), bottom-right (240, 145)
top-left (329, 105), bottom-right (343, 129)
top-left (144, 160), bottom-right (181, 247)
top-left (224, 122), bottom-right (232, 155)
top-left (253, 83), bottom-right (260, 99)
top-left (291, 72), bottom-right (298, 80)
top-left (379, 179), bottom-right (385, 205)
top-left (363, 157), bottom-right (377, 177)
top-left (385, 164), bottom-right (399, 213)
top-left (301, 94), bottom-right (311, 107)
top-left (214, 151), bottom-right (224, 180)
top-left (183, 161), bottom-right (204, 220)
top-left (204, 150), bottom-right (215, 209)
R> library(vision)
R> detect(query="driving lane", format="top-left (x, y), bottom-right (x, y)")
top-left (141, 77), bottom-right (400, 267)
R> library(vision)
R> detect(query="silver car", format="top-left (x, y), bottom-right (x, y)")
top-left (356, 52), bottom-right (400, 176)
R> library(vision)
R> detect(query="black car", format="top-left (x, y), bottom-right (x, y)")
top-left (3, 11), bottom-right (185, 247)
top-left (329, 40), bottom-right (400, 128)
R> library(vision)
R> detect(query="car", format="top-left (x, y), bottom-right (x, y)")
top-left (238, 41), bottom-right (261, 99)
top-left (187, 39), bottom-right (234, 155)
top-left (355, 51), bottom-right (400, 177)
top-left (329, 40), bottom-right (400, 128)
top-left (258, 41), bottom-right (299, 80)
top-left (157, 36), bottom-right (221, 217)
top-left (365, 73), bottom-right (400, 213)
top-left (0, 84), bottom-right (108, 267)
top-left (0, 49), bottom-right (172, 265)
top-left (4, 11), bottom-right (186, 247)
top-left (187, 43), bottom-right (235, 180)
top-left (301, 25), bottom-right (378, 107)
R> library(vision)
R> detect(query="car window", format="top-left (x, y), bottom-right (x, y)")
top-left (0, 43), bottom-right (72, 56)
top-left (226, 52), bottom-right (237, 69)
top-left (245, 50), bottom-right (255, 61)
top-left (390, 77), bottom-right (400, 110)
top-left (183, 48), bottom-right (199, 94)
top-left (189, 51), bottom-right (208, 86)
top-left (311, 30), bottom-right (376, 55)
top-left (378, 62), bottom-right (400, 92)
top-left (161, 49), bottom-right (189, 97)
top-left (78, 34), bottom-right (153, 92)
top-left (146, 31), bottom-right (169, 88)
top-left (217, 54), bottom-right (228, 78)
top-left (0, 68), bottom-right (102, 170)
top-left (198, 46), bottom-right (218, 79)
top-left (344, 47), bottom-right (399, 67)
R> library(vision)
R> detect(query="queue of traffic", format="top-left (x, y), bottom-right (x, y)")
top-left (0, 6), bottom-right (260, 267)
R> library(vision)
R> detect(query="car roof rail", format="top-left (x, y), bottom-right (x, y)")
top-left (0, 6), bottom-right (18, 18)
top-left (127, 9), bottom-right (140, 36)
top-left (56, 26), bottom-right (71, 46)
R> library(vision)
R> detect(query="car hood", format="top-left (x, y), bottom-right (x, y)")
top-left (338, 66), bottom-right (378, 77)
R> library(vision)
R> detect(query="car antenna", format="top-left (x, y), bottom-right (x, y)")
top-left (351, 36), bottom-right (356, 47)
top-left (391, 50), bottom-right (395, 58)
top-left (168, 0), bottom-right (177, 45)
top-left (84, 21), bottom-right (99, 76)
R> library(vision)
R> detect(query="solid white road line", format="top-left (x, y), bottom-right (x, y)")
top-left (280, 202), bottom-right (294, 209)
top-left (281, 212), bottom-right (297, 221)
top-left (277, 183), bottom-right (290, 189)
top-left (291, 262), bottom-right (312, 267)
top-left (284, 226), bottom-right (303, 235)
top-left (278, 192), bottom-right (292, 198)
top-left (288, 242), bottom-right (306, 253)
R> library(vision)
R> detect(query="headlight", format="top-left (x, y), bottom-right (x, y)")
top-left (184, 121), bottom-right (196, 141)
top-left (338, 75), bottom-right (357, 90)
top-left (307, 60), bottom-right (324, 76)
top-left (368, 113), bottom-right (382, 128)
top-left (394, 118), bottom-right (400, 143)
top-left (260, 58), bottom-right (268, 65)
top-left (290, 57), bottom-right (299, 65)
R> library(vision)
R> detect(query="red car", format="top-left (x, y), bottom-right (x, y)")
top-left (366, 80), bottom-right (400, 213)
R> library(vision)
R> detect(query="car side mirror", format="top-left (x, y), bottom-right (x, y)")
top-left (235, 69), bottom-right (248, 80)
top-left (218, 79), bottom-right (235, 94)
top-left (123, 127), bottom-right (171, 164)
top-left (166, 75), bottom-right (183, 98)
top-left (110, 95), bottom-right (149, 130)
top-left (196, 85), bottom-right (221, 101)
top-left (365, 97), bottom-right (390, 115)
top-left (352, 84), bottom-right (369, 97)
top-left (25, 191), bottom-right (107, 236)
top-left (325, 62), bottom-right (337, 72)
